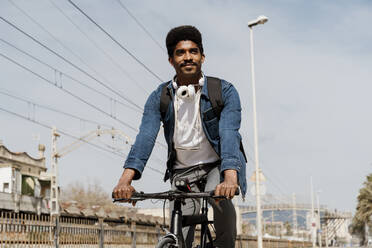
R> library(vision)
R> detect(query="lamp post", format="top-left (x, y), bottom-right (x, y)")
top-left (248, 15), bottom-right (268, 248)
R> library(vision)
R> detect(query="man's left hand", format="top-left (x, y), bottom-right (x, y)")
top-left (215, 169), bottom-right (238, 199)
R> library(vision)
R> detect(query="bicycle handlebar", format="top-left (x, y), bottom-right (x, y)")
top-left (112, 188), bottom-right (239, 202)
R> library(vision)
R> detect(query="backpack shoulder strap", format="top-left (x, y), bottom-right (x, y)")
top-left (160, 84), bottom-right (171, 120)
top-left (206, 76), bottom-right (248, 163)
top-left (206, 76), bottom-right (223, 119)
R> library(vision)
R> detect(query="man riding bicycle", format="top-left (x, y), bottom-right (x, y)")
top-left (113, 25), bottom-right (247, 248)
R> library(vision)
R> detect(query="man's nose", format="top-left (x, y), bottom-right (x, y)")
top-left (184, 52), bottom-right (192, 60)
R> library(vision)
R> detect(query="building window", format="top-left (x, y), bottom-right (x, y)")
top-left (3, 183), bottom-right (9, 192)
top-left (28, 168), bottom-right (31, 173)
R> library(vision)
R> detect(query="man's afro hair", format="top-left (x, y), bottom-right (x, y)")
top-left (166, 25), bottom-right (204, 58)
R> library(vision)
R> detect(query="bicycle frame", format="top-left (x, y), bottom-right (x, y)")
top-left (113, 190), bottom-right (231, 248)
top-left (169, 195), bottom-right (214, 248)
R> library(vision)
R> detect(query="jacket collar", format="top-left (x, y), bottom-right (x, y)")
top-left (166, 80), bottom-right (173, 90)
top-left (200, 76), bottom-right (210, 100)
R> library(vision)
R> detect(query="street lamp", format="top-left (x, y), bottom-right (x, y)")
top-left (248, 15), bottom-right (269, 28)
top-left (247, 15), bottom-right (268, 248)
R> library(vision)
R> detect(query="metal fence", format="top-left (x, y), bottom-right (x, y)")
top-left (0, 210), bottom-right (311, 248)
top-left (235, 236), bottom-right (312, 248)
top-left (0, 210), bottom-right (161, 247)
top-left (0, 211), bottom-right (53, 246)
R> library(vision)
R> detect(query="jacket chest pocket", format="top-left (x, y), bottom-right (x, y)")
top-left (203, 108), bottom-right (219, 140)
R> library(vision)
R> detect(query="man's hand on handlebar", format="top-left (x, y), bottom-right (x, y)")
top-left (112, 168), bottom-right (137, 206)
top-left (214, 169), bottom-right (238, 200)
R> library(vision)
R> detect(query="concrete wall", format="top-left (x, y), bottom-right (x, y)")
top-left (0, 191), bottom-right (49, 214)
top-left (0, 167), bottom-right (12, 193)
top-left (15, 168), bottom-right (21, 194)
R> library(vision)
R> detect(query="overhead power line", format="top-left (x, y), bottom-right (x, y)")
top-left (0, 51), bottom-right (167, 150)
top-left (0, 88), bottom-right (166, 166)
top-left (67, 0), bottom-right (164, 82)
top-left (0, 105), bottom-right (164, 175)
top-left (47, 0), bottom-right (150, 95)
top-left (0, 106), bottom-right (121, 156)
top-left (0, 89), bottom-right (112, 129)
top-left (0, 52), bottom-right (139, 132)
top-left (115, 0), bottom-right (166, 53)
top-left (0, 16), bottom-right (143, 112)
top-left (0, 37), bottom-right (141, 114)
top-left (7, 0), bottom-right (123, 94)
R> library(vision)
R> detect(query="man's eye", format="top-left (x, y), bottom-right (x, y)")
top-left (190, 49), bottom-right (199, 54)
top-left (175, 50), bottom-right (185, 56)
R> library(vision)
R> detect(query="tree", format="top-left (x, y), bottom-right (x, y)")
top-left (351, 173), bottom-right (372, 245)
top-left (60, 179), bottom-right (123, 212)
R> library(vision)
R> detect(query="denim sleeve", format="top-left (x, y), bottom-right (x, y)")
top-left (219, 81), bottom-right (243, 176)
top-left (124, 88), bottom-right (161, 180)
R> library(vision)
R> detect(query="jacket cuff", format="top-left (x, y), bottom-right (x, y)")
top-left (123, 160), bottom-right (144, 180)
top-left (220, 158), bottom-right (242, 175)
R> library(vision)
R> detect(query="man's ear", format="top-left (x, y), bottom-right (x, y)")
top-left (168, 57), bottom-right (174, 67)
top-left (201, 54), bottom-right (205, 64)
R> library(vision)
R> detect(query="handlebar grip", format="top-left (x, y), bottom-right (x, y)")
top-left (210, 187), bottom-right (240, 197)
top-left (112, 191), bottom-right (137, 199)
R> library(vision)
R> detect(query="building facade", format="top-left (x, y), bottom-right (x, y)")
top-left (0, 141), bottom-right (51, 214)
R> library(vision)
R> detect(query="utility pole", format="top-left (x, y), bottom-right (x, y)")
top-left (50, 127), bottom-right (60, 247)
top-left (49, 126), bottom-right (131, 214)
top-left (311, 177), bottom-right (316, 248)
top-left (317, 191), bottom-right (322, 248)
top-left (325, 218), bottom-right (329, 248)
top-left (47, 126), bottom-right (132, 247)
top-left (292, 193), bottom-right (298, 235)
top-left (272, 210), bottom-right (274, 224)
top-left (50, 127), bottom-right (60, 216)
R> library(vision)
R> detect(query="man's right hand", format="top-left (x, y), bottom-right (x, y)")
top-left (112, 168), bottom-right (136, 206)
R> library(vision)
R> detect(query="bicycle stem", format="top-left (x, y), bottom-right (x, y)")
top-left (170, 199), bottom-right (185, 247)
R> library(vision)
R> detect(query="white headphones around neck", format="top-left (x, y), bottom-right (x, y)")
top-left (172, 75), bottom-right (205, 99)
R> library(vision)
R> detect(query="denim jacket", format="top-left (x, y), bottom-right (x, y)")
top-left (124, 77), bottom-right (247, 196)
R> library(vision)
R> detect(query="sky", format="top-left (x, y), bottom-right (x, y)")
top-left (0, 0), bottom-right (371, 212)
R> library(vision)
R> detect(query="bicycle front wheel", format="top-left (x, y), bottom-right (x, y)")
top-left (156, 236), bottom-right (177, 248)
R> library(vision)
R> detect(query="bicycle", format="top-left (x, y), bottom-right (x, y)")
top-left (113, 188), bottom-right (235, 248)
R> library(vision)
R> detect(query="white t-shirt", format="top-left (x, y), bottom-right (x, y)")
top-left (173, 87), bottom-right (220, 169)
